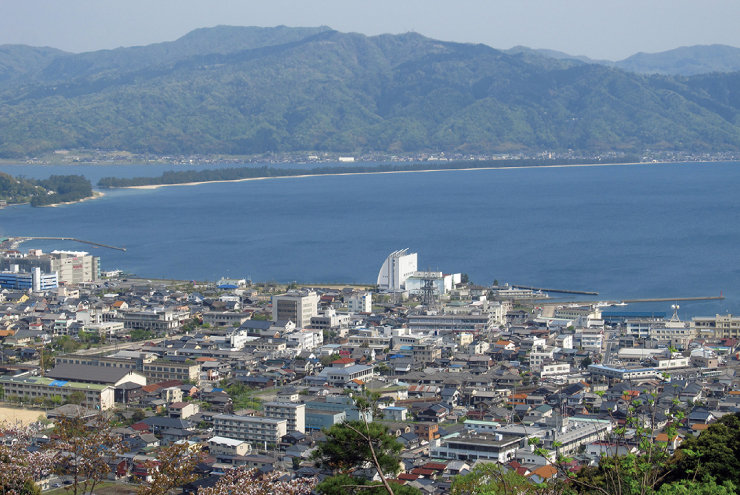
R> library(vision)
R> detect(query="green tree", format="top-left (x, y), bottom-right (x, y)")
top-left (66, 391), bottom-right (86, 405)
top-left (131, 409), bottom-right (147, 423)
top-left (581, 356), bottom-right (593, 368)
top-left (665, 413), bottom-right (740, 486)
top-left (316, 475), bottom-right (420, 495)
top-left (310, 421), bottom-right (403, 476)
top-left (450, 463), bottom-right (538, 495)
top-left (656, 479), bottom-right (738, 495)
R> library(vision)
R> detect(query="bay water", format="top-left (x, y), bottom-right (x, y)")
top-left (0, 161), bottom-right (738, 319)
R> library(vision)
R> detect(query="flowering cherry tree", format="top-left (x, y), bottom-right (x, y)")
top-left (0, 423), bottom-right (57, 495)
top-left (197, 466), bottom-right (316, 495)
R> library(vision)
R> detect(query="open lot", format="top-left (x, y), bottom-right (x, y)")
top-left (0, 405), bottom-right (44, 426)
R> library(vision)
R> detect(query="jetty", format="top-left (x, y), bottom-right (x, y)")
top-left (16, 237), bottom-right (126, 252)
top-left (512, 284), bottom-right (598, 295)
top-left (622, 295), bottom-right (724, 303)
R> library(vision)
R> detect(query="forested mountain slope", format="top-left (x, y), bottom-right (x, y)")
top-left (1, 26), bottom-right (740, 157)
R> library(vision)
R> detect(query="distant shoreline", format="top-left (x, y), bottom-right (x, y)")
top-left (122, 160), bottom-right (648, 190)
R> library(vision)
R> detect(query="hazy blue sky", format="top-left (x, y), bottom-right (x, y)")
top-left (2, 0), bottom-right (739, 60)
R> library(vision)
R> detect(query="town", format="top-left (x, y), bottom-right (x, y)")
top-left (0, 247), bottom-right (736, 494)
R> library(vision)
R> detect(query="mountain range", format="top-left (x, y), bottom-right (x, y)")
top-left (0, 26), bottom-right (739, 157)
top-left (507, 44), bottom-right (740, 76)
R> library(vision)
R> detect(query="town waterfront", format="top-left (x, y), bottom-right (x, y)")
top-left (0, 161), bottom-right (738, 318)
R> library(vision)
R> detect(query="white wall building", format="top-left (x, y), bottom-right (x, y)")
top-left (263, 402), bottom-right (306, 433)
top-left (348, 293), bottom-right (372, 313)
top-left (213, 415), bottom-right (288, 444)
top-left (285, 329), bottom-right (323, 350)
top-left (404, 271), bottom-right (461, 295)
top-left (377, 249), bottom-right (417, 291)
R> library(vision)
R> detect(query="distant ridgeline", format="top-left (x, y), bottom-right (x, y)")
top-left (97, 156), bottom-right (638, 187)
top-left (0, 172), bottom-right (93, 206)
top-left (3, 26), bottom-right (740, 157)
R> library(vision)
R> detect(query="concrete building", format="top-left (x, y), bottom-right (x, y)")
top-left (324, 365), bottom-right (374, 387)
top-left (1, 250), bottom-right (100, 284)
top-left (263, 402), bottom-right (306, 433)
top-left (430, 433), bottom-right (523, 462)
top-left (114, 310), bottom-right (188, 333)
top-left (0, 267), bottom-right (58, 291)
top-left (213, 415), bottom-right (288, 444)
top-left (377, 249), bottom-right (417, 291)
top-left (0, 375), bottom-right (115, 410)
top-left (142, 360), bottom-right (201, 384)
top-left (202, 311), bottom-right (251, 327)
top-left (272, 290), bottom-right (319, 329)
top-left (208, 436), bottom-right (252, 456)
top-left (309, 308), bottom-right (350, 335)
top-left (404, 271), bottom-right (461, 296)
top-left (348, 293), bottom-right (372, 313)
top-left (587, 364), bottom-right (659, 381)
top-left (407, 313), bottom-right (495, 333)
top-left (691, 314), bottom-right (740, 338)
top-left (284, 329), bottom-right (323, 350)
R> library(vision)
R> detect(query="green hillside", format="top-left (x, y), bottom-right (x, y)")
top-left (1, 27), bottom-right (740, 157)
top-left (0, 172), bottom-right (92, 206)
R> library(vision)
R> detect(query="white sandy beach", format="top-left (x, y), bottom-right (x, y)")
top-left (124, 161), bottom-right (646, 190)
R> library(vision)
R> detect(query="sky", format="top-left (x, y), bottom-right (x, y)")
top-left (1, 0), bottom-right (739, 61)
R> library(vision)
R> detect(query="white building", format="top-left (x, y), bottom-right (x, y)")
top-left (404, 271), bottom-right (461, 295)
top-left (263, 402), bottom-right (306, 433)
top-left (348, 293), bottom-right (372, 313)
top-left (285, 329), bottom-right (323, 350)
top-left (213, 415), bottom-right (287, 444)
top-left (208, 436), bottom-right (252, 456)
top-left (377, 249), bottom-right (417, 291)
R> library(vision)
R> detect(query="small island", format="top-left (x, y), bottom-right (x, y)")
top-left (0, 172), bottom-right (94, 207)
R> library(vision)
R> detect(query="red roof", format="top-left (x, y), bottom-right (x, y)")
top-left (410, 468), bottom-right (435, 476)
top-left (423, 462), bottom-right (447, 471)
top-left (131, 423), bottom-right (150, 431)
top-left (331, 358), bottom-right (355, 365)
top-left (398, 474), bottom-right (419, 481)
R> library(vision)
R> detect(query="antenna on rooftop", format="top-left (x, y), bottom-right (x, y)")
top-left (420, 267), bottom-right (438, 311)
top-left (670, 303), bottom-right (680, 323)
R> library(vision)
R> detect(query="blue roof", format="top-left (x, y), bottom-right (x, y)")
top-left (49, 380), bottom-right (68, 387)
top-left (388, 354), bottom-right (406, 359)
top-left (217, 284), bottom-right (239, 289)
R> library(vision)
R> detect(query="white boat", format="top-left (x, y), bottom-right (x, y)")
top-left (612, 301), bottom-right (628, 307)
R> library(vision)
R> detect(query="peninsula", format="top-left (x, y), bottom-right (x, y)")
top-left (97, 156), bottom-right (638, 188)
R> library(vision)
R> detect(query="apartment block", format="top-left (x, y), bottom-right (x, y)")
top-left (142, 360), bottom-right (201, 384)
top-left (348, 293), bottom-right (372, 313)
top-left (691, 314), bottom-right (740, 338)
top-left (213, 414), bottom-right (288, 444)
top-left (263, 402), bottom-right (306, 433)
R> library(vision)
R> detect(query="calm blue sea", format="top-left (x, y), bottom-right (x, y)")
top-left (0, 161), bottom-right (738, 319)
